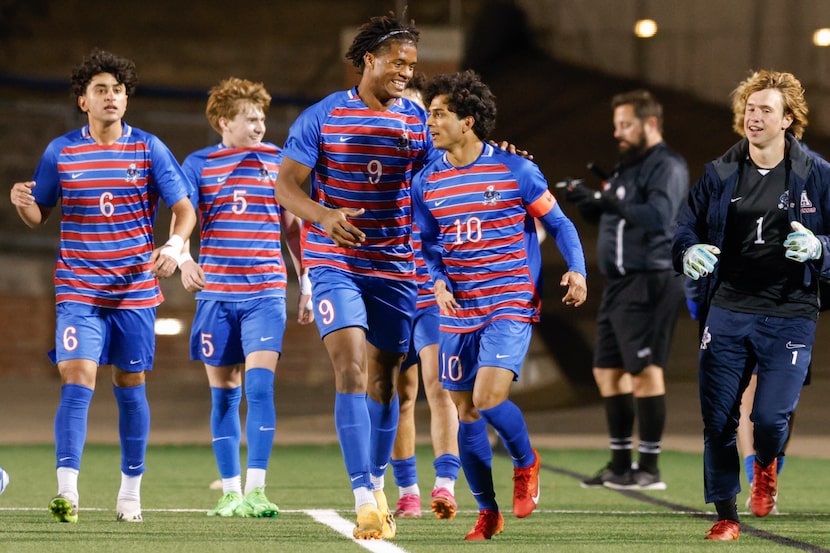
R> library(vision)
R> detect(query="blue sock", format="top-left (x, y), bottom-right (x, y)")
top-left (391, 456), bottom-right (418, 488)
top-left (245, 368), bottom-right (275, 470)
top-left (458, 418), bottom-right (496, 511)
top-left (777, 455), bottom-right (785, 474)
top-left (335, 392), bottom-right (371, 489)
top-left (434, 453), bottom-right (461, 480)
top-left (368, 394), bottom-right (399, 479)
top-left (55, 384), bottom-right (94, 471)
top-left (744, 454), bottom-right (756, 486)
top-left (113, 383), bottom-right (150, 476)
top-left (479, 400), bottom-right (534, 468)
top-left (211, 386), bottom-right (242, 478)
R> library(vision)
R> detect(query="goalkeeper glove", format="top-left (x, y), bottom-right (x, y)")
top-left (682, 244), bottom-right (721, 280)
top-left (783, 221), bottom-right (822, 262)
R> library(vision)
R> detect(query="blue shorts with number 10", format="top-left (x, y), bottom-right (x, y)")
top-left (310, 266), bottom-right (417, 353)
top-left (440, 318), bottom-right (532, 392)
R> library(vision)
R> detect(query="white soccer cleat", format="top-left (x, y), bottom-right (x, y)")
top-left (116, 499), bottom-right (143, 522)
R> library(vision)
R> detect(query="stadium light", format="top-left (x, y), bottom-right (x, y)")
top-left (813, 28), bottom-right (830, 47)
top-left (634, 19), bottom-right (658, 38)
top-left (155, 318), bottom-right (184, 336)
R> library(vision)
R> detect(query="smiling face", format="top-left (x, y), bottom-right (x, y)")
top-left (220, 102), bottom-right (266, 149)
top-left (77, 72), bottom-right (128, 125)
top-left (744, 87), bottom-right (793, 150)
top-left (362, 40), bottom-right (418, 104)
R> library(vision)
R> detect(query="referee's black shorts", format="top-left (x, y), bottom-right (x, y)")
top-left (593, 270), bottom-right (684, 374)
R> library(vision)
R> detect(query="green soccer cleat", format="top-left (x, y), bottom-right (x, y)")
top-left (207, 492), bottom-right (243, 517)
top-left (236, 487), bottom-right (279, 518)
top-left (49, 495), bottom-right (78, 523)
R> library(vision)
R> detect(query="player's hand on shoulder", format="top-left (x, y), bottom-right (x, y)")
top-left (560, 271), bottom-right (587, 307)
top-left (490, 140), bottom-right (533, 160)
top-left (321, 207), bottom-right (366, 248)
top-left (10, 181), bottom-right (36, 207)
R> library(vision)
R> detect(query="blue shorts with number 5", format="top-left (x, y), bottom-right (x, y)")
top-left (310, 266), bottom-right (416, 353)
top-left (439, 318), bottom-right (532, 392)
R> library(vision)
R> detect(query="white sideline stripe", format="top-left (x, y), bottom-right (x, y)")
top-left (305, 509), bottom-right (409, 553)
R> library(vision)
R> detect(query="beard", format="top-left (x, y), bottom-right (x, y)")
top-left (618, 132), bottom-right (648, 165)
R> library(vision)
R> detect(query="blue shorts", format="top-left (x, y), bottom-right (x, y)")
top-left (402, 303), bottom-right (440, 371)
top-left (439, 318), bottom-right (532, 392)
top-left (190, 297), bottom-right (286, 366)
top-left (51, 302), bottom-right (156, 372)
top-left (310, 266), bottom-right (416, 353)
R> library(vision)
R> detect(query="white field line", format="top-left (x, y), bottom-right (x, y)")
top-left (305, 509), bottom-right (409, 553)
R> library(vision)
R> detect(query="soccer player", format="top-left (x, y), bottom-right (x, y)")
top-left (391, 73), bottom-right (462, 521)
top-left (673, 70), bottom-right (830, 540)
top-left (412, 70), bottom-right (587, 540)
top-left (9, 49), bottom-right (197, 523)
top-left (178, 77), bottom-right (313, 518)
top-left (273, 12), bottom-right (429, 540)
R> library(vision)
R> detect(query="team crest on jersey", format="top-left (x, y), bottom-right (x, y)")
top-left (258, 164), bottom-right (277, 183)
top-left (125, 163), bottom-right (140, 184)
top-left (800, 190), bottom-right (817, 213)
top-left (700, 326), bottom-right (711, 350)
top-left (396, 131), bottom-right (411, 151)
top-left (777, 190), bottom-right (789, 210)
top-left (482, 185), bottom-right (501, 206)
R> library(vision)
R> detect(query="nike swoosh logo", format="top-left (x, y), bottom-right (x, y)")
top-left (128, 463), bottom-right (144, 470)
top-left (731, 197), bottom-right (742, 203)
top-left (258, 426), bottom-right (275, 432)
top-left (398, 339), bottom-right (408, 345)
top-left (786, 341), bottom-right (806, 349)
top-left (212, 436), bottom-right (232, 442)
top-left (59, 456), bottom-right (72, 462)
top-left (70, 172), bottom-right (83, 179)
top-left (434, 199), bottom-right (447, 206)
top-left (496, 353), bottom-right (510, 359)
top-left (260, 336), bottom-right (273, 342)
top-left (129, 359), bottom-right (141, 365)
top-left (339, 136), bottom-right (351, 142)
top-left (217, 176), bottom-right (227, 183)
top-left (350, 475), bottom-right (362, 482)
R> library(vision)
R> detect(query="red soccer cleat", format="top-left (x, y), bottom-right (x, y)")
top-left (464, 509), bottom-right (504, 540)
top-left (705, 520), bottom-right (740, 540)
top-left (750, 458), bottom-right (778, 517)
top-left (512, 448), bottom-right (541, 518)
top-left (430, 487), bottom-right (457, 520)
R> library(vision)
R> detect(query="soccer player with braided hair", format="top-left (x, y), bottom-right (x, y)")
top-left (274, 11), bottom-right (428, 540)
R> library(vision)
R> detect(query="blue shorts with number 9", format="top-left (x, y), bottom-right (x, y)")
top-left (439, 318), bottom-right (532, 392)
top-left (51, 302), bottom-right (156, 372)
top-left (310, 266), bottom-right (416, 353)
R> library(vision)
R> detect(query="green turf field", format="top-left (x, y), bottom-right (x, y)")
top-left (1, 444), bottom-right (828, 552)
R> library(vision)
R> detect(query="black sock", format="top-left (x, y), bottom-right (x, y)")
top-left (605, 393), bottom-right (634, 473)
top-left (636, 395), bottom-right (666, 473)
top-left (714, 498), bottom-right (739, 522)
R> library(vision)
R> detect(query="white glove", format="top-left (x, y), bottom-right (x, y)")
top-left (783, 221), bottom-right (822, 262)
top-left (683, 244), bottom-right (721, 280)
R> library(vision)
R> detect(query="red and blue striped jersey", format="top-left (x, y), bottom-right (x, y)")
top-left (413, 144), bottom-right (585, 332)
top-left (282, 87), bottom-right (434, 281)
top-left (182, 143), bottom-right (287, 302)
top-left (412, 221), bottom-right (436, 310)
top-left (32, 123), bottom-right (190, 309)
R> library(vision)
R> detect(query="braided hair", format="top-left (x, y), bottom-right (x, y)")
top-left (345, 11), bottom-right (420, 72)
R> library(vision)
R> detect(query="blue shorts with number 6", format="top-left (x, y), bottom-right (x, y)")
top-left (50, 302), bottom-right (156, 372)
top-left (310, 266), bottom-right (416, 353)
top-left (439, 318), bottom-right (532, 392)
top-left (190, 297), bottom-right (286, 366)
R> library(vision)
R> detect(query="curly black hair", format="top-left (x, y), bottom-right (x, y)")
top-left (70, 48), bottom-right (138, 102)
top-left (424, 70), bottom-right (497, 141)
top-left (344, 11), bottom-right (419, 72)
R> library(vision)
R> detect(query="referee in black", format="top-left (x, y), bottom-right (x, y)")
top-left (565, 90), bottom-right (688, 491)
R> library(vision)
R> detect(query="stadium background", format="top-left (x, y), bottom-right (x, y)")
top-left (1, 0), bottom-right (829, 457)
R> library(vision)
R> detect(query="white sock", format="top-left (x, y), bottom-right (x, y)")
top-left (245, 469), bottom-right (266, 494)
top-left (117, 472), bottom-right (142, 503)
top-left (56, 467), bottom-right (79, 503)
top-left (434, 477), bottom-right (455, 495)
top-left (370, 474), bottom-right (385, 492)
top-left (399, 483), bottom-right (420, 498)
top-left (354, 486), bottom-right (375, 512)
top-left (222, 475), bottom-right (243, 495)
